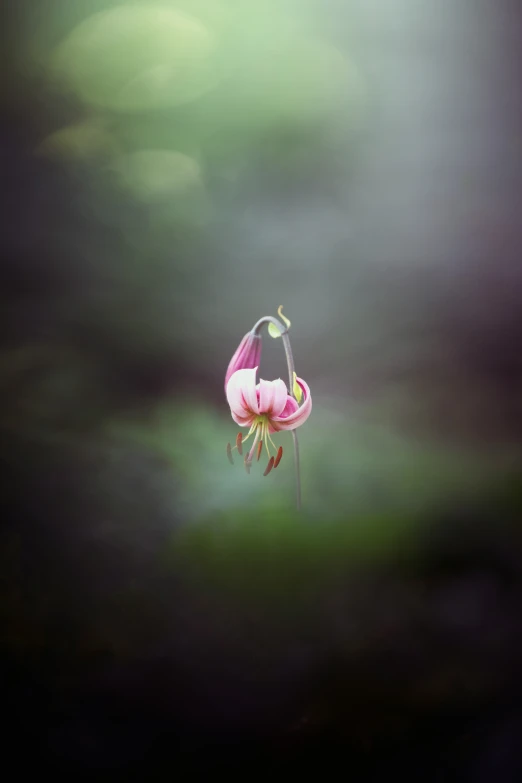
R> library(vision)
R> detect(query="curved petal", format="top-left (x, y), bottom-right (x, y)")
top-left (231, 409), bottom-right (256, 428)
top-left (268, 396), bottom-right (298, 432)
top-left (270, 376), bottom-right (312, 431)
top-left (278, 396), bottom-right (299, 419)
top-left (225, 370), bottom-right (250, 417)
top-left (257, 377), bottom-right (288, 416)
top-left (226, 367), bottom-right (259, 418)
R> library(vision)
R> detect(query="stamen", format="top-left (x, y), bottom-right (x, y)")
top-left (244, 453), bottom-right (251, 474)
top-left (263, 456), bottom-right (275, 476)
top-left (226, 443), bottom-right (234, 465)
top-left (238, 427), bottom-right (255, 451)
top-left (246, 425), bottom-right (262, 465)
top-left (266, 429), bottom-right (278, 452)
top-left (256, 440), bottom-right (263, 461)
top-left (274, 446), bottom-right (283, 468)
top-left (227, 425), bottom-right (256, 461)
top-left (263, 420), bottom-right (271, 459)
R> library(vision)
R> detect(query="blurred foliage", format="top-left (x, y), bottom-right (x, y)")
top-left (2, 0), bottom-right (521, 591)
top-left (31, 0), bottom-right (362, 182)
top-left (103, 397), bottom-right (522, 606)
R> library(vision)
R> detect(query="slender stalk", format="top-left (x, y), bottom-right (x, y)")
top-left (252, 316), bottom-right (302, 510)
top-left (290, 430), bottom-right (301, 511)
top-left (251, 315), bottom-right (287, 338)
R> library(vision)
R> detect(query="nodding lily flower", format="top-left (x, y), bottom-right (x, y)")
top-left (224, 330), bottom-right (262, 393)
top-left (226, 367), bottom-right (312, 475)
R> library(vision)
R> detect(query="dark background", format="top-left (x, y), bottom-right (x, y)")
top-left (2, 1), bottom-right (522, 777)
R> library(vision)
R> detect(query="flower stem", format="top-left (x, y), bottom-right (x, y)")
top-left (252, 316), bottom-right (302, 511)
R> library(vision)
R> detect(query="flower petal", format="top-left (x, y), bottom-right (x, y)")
top-left (231, 409), bottom-right (256, 428)
top-left (226, 371), bottom-right (249, 417)
top-left (257, 377), bottom-right (288, 416)
top-left (226, 367), bottom-right (259, 418)
top-left (271, 376), bottom-right (312, 431)
top-left (278, 396), bottom-right (299, 419)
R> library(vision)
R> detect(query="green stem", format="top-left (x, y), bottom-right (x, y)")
top-left (252, 316), bottom-right (302, 511)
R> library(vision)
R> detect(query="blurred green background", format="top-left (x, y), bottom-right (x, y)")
top-left (2, 0), bottom-right (522, 774)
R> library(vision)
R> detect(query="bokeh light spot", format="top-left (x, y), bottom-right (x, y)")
top-left (49, 5), bottom-right (218, 111)
top-left (36, 120), bottom-right (117, 161)
top-left (109, 149), bottom-right (202, 202)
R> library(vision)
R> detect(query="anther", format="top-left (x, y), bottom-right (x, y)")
top-left (244, 453), bottom-right (251, 474)
top-left (236, 432), bottom-right (243, 455)
top-left (226, 443), bottom-right (234, 465)
top-left (256, 440), bottom-right (263, 461)
top-left (263, 456), bottom-right (275, 476)
top-left (274, 446), bottom-right (283, 468)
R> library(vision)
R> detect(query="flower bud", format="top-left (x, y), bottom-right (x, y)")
top-left (224, 330), bottom-right (262, 392)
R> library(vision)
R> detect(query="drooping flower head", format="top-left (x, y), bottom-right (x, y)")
top-left (226, 367), bottom-right (312, 475)
top-left (224, 306), bottom-right (311, 508)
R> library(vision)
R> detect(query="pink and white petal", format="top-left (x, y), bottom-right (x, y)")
top-left (271, 376), bottom-right (312, 431)
top-left (240, 367), bottom-right (260, 414)
top-left (226, 369), bottom-right (250, 417)
top-left (231, 409), bottom-right (256, 427)
top-left (269, 397), bottom-right (298, 431)
top-left (278, 396), bottom-right (299, 419)
top-left (226, 368), bottom-right (259, 417)
top-left (257, 377), bottom-right (288, 416)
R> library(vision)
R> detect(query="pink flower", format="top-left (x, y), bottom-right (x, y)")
top-left (225, 367), bottom-right (312, 475)
top-left (224, 331), bottom-right (262, 393)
